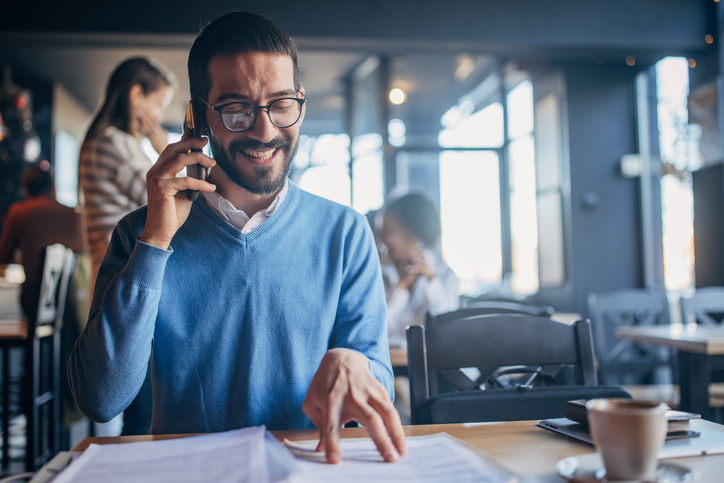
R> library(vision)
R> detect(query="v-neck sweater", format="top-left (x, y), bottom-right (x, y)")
top-left (69, 182), bottom-right (393, 433)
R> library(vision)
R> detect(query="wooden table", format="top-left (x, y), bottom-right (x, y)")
top-left (72, 420), bottom-right (724, 482)
top-left (617, 324), bottom-right (724, 420)
top-left (389, 346), bottom-right (407, 369)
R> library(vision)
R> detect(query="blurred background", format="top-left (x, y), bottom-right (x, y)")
top-left (0, 0), bottom-right (720, 315)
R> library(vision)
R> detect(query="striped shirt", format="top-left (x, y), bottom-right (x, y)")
top-left (79, 126), bottom-right (152, 279)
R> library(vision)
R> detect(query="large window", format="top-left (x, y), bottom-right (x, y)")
top-left (656, 57), bottom-right (694, 291)
top-left (507, 81), bottom-right (539, 294)
top-left (296, 134), bottom-right (353, 207)
top-left (440, 150), bottom-right (502, 294)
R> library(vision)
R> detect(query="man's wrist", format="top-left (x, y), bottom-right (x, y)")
top-left (139, 233), bottom-right (171, 251)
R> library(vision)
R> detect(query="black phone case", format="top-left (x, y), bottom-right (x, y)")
top-left (184, 100), bottom-right (209, 201)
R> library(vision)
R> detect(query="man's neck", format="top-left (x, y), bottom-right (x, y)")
top-left (210, 169), bottom-right (281, 215)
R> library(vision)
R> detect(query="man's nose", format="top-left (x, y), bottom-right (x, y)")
top-left (245, 109), bottom-right (279, 143)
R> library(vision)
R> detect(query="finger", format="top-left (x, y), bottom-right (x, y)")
top-left (153, 151), bottom-right (215, 178)
top-left (155, 176), bottom-right (216, 196)
top-left (369, 395), bottom-right (407, 457)
top-left (354, 403), bottom-right (400, 462)
top-left (323, 395), bottom-right (343, 464)
top-left (315, 433), bottom-right (324, 453)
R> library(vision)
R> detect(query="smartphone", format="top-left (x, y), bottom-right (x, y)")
top-left (184, 100), bottom-right (211, 201)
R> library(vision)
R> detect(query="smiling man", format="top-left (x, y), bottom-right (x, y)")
top-left (69, 11), bottom-right (406, 464)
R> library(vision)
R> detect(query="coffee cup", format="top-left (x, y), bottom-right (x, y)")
top-left (586, 398), bottom-right (668, 481)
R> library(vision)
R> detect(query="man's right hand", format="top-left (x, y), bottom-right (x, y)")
top-left (139, 130), bottom-right (216, 250)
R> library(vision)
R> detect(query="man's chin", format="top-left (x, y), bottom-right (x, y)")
top-left (233, 166), bottom-right (285, 195)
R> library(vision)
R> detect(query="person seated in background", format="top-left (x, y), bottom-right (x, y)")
top-left (0, 166), bottom-right (85, 321)
top-left (379, 192), bottom-right (460, 345)
top-left (69, 11), bottom-right (405, 464)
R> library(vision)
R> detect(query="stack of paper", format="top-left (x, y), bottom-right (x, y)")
top-left (39, 427), bottom-right (516, 483)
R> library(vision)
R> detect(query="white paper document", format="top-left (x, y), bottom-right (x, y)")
top-left (284, 434), bottom-right (516, 483)
top-left (51, 426), bottom-right (280, 483)
top-left (47, 428), bottom-right (514, 483)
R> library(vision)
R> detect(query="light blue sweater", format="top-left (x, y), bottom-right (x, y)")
top-left (69, 182), bottom-right (393, 433)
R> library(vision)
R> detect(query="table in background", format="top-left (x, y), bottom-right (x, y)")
top-left (617, 324), bottom-right (724, 420)
top-left (72, 420), bottom-right (724, 482)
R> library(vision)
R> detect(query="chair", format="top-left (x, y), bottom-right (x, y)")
top-left (588, 289), bottom-right (673, 385)
top-left (0, 244), bottom-right (74, 470)
top-left (426, 301), bottom-right (554, 328)
top-left (406, 314), bottom-right (631, 425)
top-left (680, 287), bottom-right (724, 325)
top-left (680, 287), bottom-right (724, 388)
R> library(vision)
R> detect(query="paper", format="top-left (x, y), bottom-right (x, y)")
top-left (51, 426), bottom-right (274, 483)
top-left (284, 434), bottom-right (516, 483)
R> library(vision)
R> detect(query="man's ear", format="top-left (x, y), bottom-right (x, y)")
top-left (298, 86), bottom-right (306, 125)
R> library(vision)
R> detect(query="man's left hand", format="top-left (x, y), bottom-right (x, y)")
top-left (302, 348), bottom-right (407, 464)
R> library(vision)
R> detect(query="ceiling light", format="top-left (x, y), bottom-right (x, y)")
top-left (389, 88), bottom-right (406, 105)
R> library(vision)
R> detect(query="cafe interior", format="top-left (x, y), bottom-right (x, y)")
top-left (0, 0), bottom-right (723, 480)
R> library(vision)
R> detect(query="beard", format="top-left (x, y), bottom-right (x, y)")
top-left (209, 134), bottom-right (298, 195)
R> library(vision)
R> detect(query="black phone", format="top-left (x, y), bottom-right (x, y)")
top-left (184, 100), bottom-right (211, 201)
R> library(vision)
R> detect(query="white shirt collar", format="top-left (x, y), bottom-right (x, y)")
top-left (202, 178), bottom-right (289, 233)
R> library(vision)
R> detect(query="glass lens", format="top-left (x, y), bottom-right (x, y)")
top-left (222, 103), bottom-right (254, 131)
top-left (269, 99), bottom-right (301, 128)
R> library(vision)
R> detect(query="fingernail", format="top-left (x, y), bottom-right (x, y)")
top-left (385, 449), bottom-right (399, 461)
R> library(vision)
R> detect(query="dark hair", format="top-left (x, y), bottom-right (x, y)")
top-left (22, 166), bottom-right (53, 197)
top-left (188, 11), bottom-right (300, 104)
top-left (385, 193), bottom-right (441, 248)
top-left (84, 57), bottom-right (174, 142)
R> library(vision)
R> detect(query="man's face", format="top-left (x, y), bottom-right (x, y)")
top-left (204, 52), bottom-right (303, 195)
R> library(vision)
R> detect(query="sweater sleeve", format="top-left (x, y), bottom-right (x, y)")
top-left (68, 220), bottom-right (171, 423)
top-left (329, 217), bottom-right (394, 401)
top-left (114, 136), bottom-right (150, 209)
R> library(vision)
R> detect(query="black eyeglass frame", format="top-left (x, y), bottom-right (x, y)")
top-left (195, 92), bottom-right (306, 133)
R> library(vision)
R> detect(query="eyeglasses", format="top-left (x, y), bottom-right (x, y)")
top-left (196, 93), bottom-right (306, 133)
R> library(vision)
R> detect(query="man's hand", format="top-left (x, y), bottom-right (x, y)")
top-left (302, 348), bottom-right (407, 464)
top-left (139, 130), bottom-right (216, 250)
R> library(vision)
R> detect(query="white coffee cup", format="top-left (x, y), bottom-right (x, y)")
top-left (586, 398), bottom-right (668, 481)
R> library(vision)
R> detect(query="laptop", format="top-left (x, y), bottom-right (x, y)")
top-left (538, 417), bottom-right (724, 459)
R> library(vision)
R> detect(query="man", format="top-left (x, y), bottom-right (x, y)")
top-left (0, 166), bottom-right (85, 320)
top-left (69, 11), bottom-right (406, 464)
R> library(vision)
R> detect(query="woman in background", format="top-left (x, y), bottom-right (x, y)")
top-left (78, 57), bottom-right (174, 436)
top-left (79, 57), bottom-right (174, 295)
top-left (378, 192), bottom-right (459, 423)
top-left (379, 192), bottom-right (460, 344)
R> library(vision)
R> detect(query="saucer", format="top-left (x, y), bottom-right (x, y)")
top-left (556, 453), bottom-right (698, 482)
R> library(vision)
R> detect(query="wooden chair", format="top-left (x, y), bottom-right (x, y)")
top-left (406, 314), bottom-right (630, 424)
top-left (0, 244), bottom-right (74, 470)
top-left (680, 287), bottom-right (724, 325)
top-left (587, 289), bottom-right (673, 385)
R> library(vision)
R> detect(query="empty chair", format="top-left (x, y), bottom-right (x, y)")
top-left (406, 314), bottom-right (630, 425)
top-left (0, 244), bottom-right (75, 470)
top-left (680, 287), bottom-right (724, 325)
top-left (588, 289), bottom-right (672, 385)
top-left (426, 301), bottom-right (554, 328)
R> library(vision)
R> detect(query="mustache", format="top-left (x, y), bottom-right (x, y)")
top-left (229, 137), bottom-right (289, 153)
